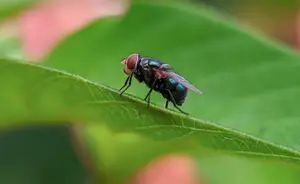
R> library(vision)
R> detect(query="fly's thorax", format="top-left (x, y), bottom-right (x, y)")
top-left (133, 71), bottom-right (144, 83)
top-left (148, 59), bottom-right (162, 68)
top-left (137, 60), bottom-right (155, 85)
top-left (141, 57), bottom-right (165, 69)
top-left (139, 58), bottom-right (150, 69)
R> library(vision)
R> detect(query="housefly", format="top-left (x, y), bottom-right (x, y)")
top-left (119, 53), bottom-right (203, 115)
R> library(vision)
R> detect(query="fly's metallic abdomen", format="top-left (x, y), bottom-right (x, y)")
top-left (156, 77), bottom-right (187, 108)
top-left (162, 77), bottom-right (188, 106)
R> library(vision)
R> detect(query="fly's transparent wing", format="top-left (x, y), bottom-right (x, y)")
top-left (168, 72), bottom-right (203, 94)
top-left (152, 65), bottom-right (174, 79)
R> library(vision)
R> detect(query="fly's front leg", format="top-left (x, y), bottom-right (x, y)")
top-left (119, 76), bottom-right (129, 91)
top-left (120, 74), bottom-right (133, 96)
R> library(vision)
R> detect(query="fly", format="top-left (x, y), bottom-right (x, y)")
top-left (119, 53), bottom-right (203, 115)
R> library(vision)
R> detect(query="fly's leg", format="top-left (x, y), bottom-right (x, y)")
top-left (166, 89), bottom-right (189, 115)
top-left (144, 89), bottom-right (151, 101)
top-left (144, 78), bottom-right (157, 101)
top-left (165, 100), bottom-right (169, 108)
top-left (119, 76), bottom-right (129, 91)
top-left (146, 93), bottom-right (151, 108)
top-left (144, 78), bottom-right (158, 108)
top-left (120, 74), bottom-right (133, 96)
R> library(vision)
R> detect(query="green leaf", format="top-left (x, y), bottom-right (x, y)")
top-left (40, 1), bottom-right (300, 183)
top-left (0, 0), bottom-right (37, 19)
top-left (1, 57), bottom-right (300, 183)
top-left (44, 2), bottom-right (300, 150)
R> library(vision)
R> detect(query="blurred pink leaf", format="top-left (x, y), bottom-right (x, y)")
top-left (16, 0), bottom-right (128, 61)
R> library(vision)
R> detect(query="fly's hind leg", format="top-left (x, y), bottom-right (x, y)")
top-left (166, 89), bottom-right (189, 115)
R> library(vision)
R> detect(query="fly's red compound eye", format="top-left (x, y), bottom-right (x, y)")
top-left (126, 53), bottom-right (139, 70)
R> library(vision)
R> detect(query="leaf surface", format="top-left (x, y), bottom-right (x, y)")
top-left (44, 1), bottom-right (300, 150)
top-left (41, 1), bottom-right (300, 183)
top-left (1, 1), bottom-right (300, 183)
top-left (0, 56), bottom-right (299, 183)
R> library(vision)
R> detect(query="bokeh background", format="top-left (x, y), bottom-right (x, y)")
top-left (1, 0), bottom-right (300, 60)
top-left (1, 0), bottom-right (300, 184)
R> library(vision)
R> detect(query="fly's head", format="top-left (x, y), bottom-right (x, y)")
top-left (121, 53), bottom-right (140, 75)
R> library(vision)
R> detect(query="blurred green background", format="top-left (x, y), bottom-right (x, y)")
top-left (1, 0), bottom-right (300, 184)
